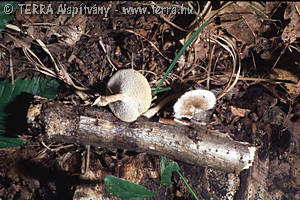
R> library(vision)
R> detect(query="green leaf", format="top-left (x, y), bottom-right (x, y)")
top-left (38, 77), bottom-right (60, 99)
top-left (104, 175), bottom-right (156, 199)
top-left (160, 156), bottom-right (167, 176)
top-left (161, 161), bottom-right (180, 186)
top-left (151, 87), bottom-right (171, 95)
top-left (0, 77), bottom-right (59, 148)
top-left (0, 1), bottom-right (18, 32)
top-left (0, 135), bottom-right (25, 148)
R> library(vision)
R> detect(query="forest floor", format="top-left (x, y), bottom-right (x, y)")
top-left (0, 2), bottom-right (299, 200)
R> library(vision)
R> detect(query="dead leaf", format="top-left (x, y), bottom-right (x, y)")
top-left (218, 2), bottom-right (265, 44)
top-left (230, 106), bottom-right (251, 117)
top-left (46, 14), bottom-right (87, 47)
top-left (282, 2), bottom-right (300, 43)
top-left (193, 39), bottom-right (210, 61)
top-left (265, 2), bottom-right (282, 16)
top-left (60, 14), bottom-right (87, 46)
top-left (287, 81), bottom-right (300, 95)
top-left (272, 68), bottom-right (300, 95)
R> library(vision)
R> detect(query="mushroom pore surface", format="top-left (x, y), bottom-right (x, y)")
top-left (107, 69), bottom-right (152, 122)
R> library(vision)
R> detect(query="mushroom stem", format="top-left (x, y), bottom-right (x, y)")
top-left (93, 93), bottom-right (124, 106)
top-left (142, 93), bottom-right (181, 119)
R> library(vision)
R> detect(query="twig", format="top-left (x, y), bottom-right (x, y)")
top-left (211, 35), bottom-right (241, 100)
top-left (206, 43), bottom-right (216, 89)
top-left (159, 15), bottom-right (189, 32)
top-left (27, 99), bottom-right (256, 173)
top-left (98, 36), bottom-right (117, 71)
top-left (142, 93), bottom-right (181, 119)
top-left (272, 45), bottom-right (287, 69)
top-left (9, 51), bottom-right (14, 89)
top-left (122, 29), bottom-right (173, 62)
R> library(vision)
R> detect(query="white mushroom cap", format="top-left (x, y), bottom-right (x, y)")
top-left (173, 89), bottom-right (216, 120)
top-left (107, 69), bottom-right (152, 122)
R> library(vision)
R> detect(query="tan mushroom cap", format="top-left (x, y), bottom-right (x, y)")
top-left (107, 69), bottom-right (152, 122)
top-left (173, 89), bottom-right (216, 120)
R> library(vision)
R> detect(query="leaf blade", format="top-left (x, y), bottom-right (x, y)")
top-left (0, 77), bottom-right (59, 148)
top-left (0, 136), bottom-right (25, 148)
top-left (104, 175), bottom-right (156, 199)
top-left (161, 161), bottom-right (180, 186)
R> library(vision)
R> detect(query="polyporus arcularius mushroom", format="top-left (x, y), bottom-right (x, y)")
top-left (93, 69), bottom-right (152, 122)
top-left (173, 89), bottom-right (216, 123)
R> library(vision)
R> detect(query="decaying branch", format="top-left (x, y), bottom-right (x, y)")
top-left (27, 99), bottom-right (256, 173)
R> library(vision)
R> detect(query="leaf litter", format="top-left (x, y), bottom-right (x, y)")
top-left (0, 1), bottom-right (300, 199)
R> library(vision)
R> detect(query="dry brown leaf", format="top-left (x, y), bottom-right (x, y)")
top-left (218, 2), bottom-right (265, 44)
top-left (265, 2), bottom-right (282, 16)
top-left (282, 2), bottom-right (300, 43)
top-left (273, 68), bottom-right (300, 95)
top-left (287, 81), bottom-right (300, 95)
top-left (193, 39), bottom-right (210, 61)
top-left (273, 68), bottom-right (298, 83)
top-left (60, 14), bottom-right (87, 46)
top-left (45, 14), bottom-right (87, 47)
top-left (230, 106), bottom-right (251, 117)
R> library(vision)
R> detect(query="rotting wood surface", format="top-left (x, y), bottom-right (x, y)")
top-left (27, 98), bottom-right (256, 173)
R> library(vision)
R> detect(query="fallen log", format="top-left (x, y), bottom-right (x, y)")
top-left (27, 98), bottom-right (256, 173)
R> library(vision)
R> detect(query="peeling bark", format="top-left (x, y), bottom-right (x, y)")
top-left (27, 99), bottom-right (256, 173)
